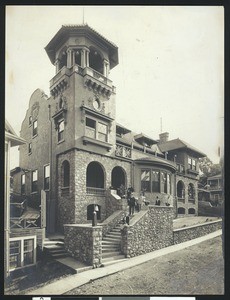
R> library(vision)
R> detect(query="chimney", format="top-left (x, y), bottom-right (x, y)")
top-left (159, 132), bottom-right (169, 144)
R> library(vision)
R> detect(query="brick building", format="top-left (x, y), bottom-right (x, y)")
top-left (12, 24), bottom-right (205, 234)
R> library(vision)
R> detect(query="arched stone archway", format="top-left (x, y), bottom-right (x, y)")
top-left (111, 166), bottom-right (126, 196)
top-left (86, 161), bottom-right (105, 192)
top-left (188, 208), bottom-right (195, 214)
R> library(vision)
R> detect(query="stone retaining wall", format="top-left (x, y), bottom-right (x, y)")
top-left (121, 206), bottom-right (174, 258)
top-left (173, 219), bottom-right (222, 244)
top-left (64, 224), bottom-right (102, 267)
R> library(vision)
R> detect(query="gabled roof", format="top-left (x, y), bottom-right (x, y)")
top-left (45, 24), bottom-right (118, 69)
top-left (158, 138), bottom-right (206, 158)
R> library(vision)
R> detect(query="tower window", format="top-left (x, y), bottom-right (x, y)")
top-left (85, 117), bottom-right (108, 142)
top-left (58, 119), bottom-right (64, 142)
top-left (32, 120), bottom-right (37, 137)
top-left (29, 116), bottom-right (32, 126)
top-left (28, 143), bottom-right (32, 154)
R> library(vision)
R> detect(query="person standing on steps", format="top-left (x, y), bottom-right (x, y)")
top-left (129, 192), bottom-right (136, 215)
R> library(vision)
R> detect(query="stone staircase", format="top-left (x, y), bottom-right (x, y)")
top-left (43, 236), bottom-right (92, 274)
top-left (101, 222), bottom-right (127, 266)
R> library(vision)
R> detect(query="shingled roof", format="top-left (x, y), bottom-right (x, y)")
top-left (158, 138), bottom-right (206, 158)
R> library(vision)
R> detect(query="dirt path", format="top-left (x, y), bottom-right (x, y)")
top-left (65, 236), bottom-right (224, 295)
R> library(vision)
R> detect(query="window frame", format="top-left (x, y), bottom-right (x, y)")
top-left (44, 164), bottom-right (50, 191)
top-left (85, 116), bottom-right (108, 143)
top-left (31, 169), bottom-right (38, 193)
top-left (57, 119), bottom-right (65, 143)
top-left (28, 142), bottom-right (32, 155)
top-left (9, 236), bottom-right (36, 271)
top-left (141, 168), bottom-right (171, 194)
top-left (29, 116), bottom-right (32, 126)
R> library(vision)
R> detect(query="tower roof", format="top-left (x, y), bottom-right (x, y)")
top-left (45, 24), bottom-right (118, 69)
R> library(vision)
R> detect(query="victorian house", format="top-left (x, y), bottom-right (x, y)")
top-left (11, 24), bottom-right (206, 238)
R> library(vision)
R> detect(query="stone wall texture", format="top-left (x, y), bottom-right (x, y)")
top-left (58, 149), bottom-right (131, 230)
top-left (121, 206), bottom-right (174, 258)
top-left (64, 224), bottom-right (102, 267)
top-left (173, 220), bottom-right (222, 244)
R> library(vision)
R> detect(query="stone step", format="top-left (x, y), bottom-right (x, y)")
top-left (102, 254), bottom-right (126, 263)
top-left (101, 257), bottom-right (127, 267)
top-left (108, 231), bottom-right (121, 236)
top-left (51, 253), bottom-right (69, 259)
top-left (102, 246), bottom-right (120, 252)
top-left (43, 240), bottom-right (64, 246)
top-left (102, 251), bottom-right (121, 258)
top-left (103, 236), bottom-right (120, 242)
top-left (56, 257), bottom-right (93, 274)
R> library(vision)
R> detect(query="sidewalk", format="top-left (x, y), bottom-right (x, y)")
top-left (26, 229), bottom-right (222, 295)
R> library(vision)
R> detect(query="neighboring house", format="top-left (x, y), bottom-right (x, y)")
top-left (207, 174), bottom-right (223, 205)
top-left (11, 24), bottom-right (206, 236)
top-left (5, 120), bottom-right (37, 277)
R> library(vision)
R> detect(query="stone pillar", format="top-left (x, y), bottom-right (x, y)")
top-left (55, 59), bottom-right (60, 73)
top-left (72, 50), bottom-right (75, 66)
top-left (81, 49), bottom-right (86, 68)
top-left (103, 60), bottom-right (109, 77)
top-left (86, 49), bottom-right (90, 67)
top-left (67, 49), bottom-right (72, 68)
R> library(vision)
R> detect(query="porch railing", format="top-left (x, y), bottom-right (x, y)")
top-left (86, 187), bottom-right (106, 196)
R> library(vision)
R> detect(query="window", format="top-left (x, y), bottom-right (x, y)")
top-left (188, 183), bottom-right (195, 200)
top-left (58, 119), bottom-right (64, 142)
top-left (98, 122), bottom-right (108, 142)
top-left (85, 117), bottom-right (108, 142)
top-left (141, 170), bottom-right (151, 192)
top-left (86, 117), bottom-right (96, 138)
top-left (9, 236), bottom-right (36, 271)
top-left (32, 120), bottom-right (37, 136)
top-left (31, 170), bottom-right (38, 193)
top-left (21, 174), bottom-right (25, 194)
top-left (29, 116), bottom-right (32, 126)
top-left (188, 157), bottom-right (196, 170)
top-left (62, 161), bottom-right (70, 187)
top-left (151, 170), bottom-right (160, 192)
top-left (44, 164), bottom-right (50, 190)
top-left (167, 173), bottom-right (171, 194)
top-left (28, 142), bottom-right (32, 154)
top-left (161, 172), bottom-right (167, 193)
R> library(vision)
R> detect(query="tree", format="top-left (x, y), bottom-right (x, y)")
top-left (199, 157), bottom-right (222, 188)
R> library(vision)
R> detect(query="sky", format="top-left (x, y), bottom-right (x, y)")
top-left (6, 5), bottom-right (224, 169)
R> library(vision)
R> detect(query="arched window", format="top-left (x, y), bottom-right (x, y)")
top-left (89, 47), bottom-right (103, 74)
top-left (86, 162), bottom-right (105, 194)
top-left (111, 166), bottom-right (126, 196)
top-left (188, 208), bottom-right (195, 214)
top-left (188, 183), bottom-right (195, 200)
top-left (62, 160), bottom-right (70, 187)
top-left (178, 207), bottom-right (185, 214)
top-left (87, 204), bottom-right (101, 220)
top-left (177, 181), bottom-right (185, 199)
